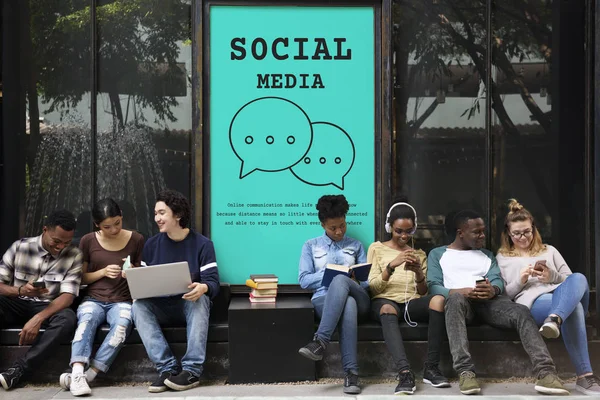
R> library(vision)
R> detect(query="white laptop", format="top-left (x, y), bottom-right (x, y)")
top-left (126, 261), bottom-right (192, 300)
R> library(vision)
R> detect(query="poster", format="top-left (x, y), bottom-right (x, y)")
top-left (209, 5), bottom-right (375, 284)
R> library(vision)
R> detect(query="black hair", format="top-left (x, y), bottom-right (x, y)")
top-left (316, 194), bottom-right (349, 222)
top-left (454, 209), bottom-right (483, 231)
top-left (92, 198), bottom-right (122, 226)
top-left (157, 189), bottom-right (190, 228)
top-left (387, 195), bottom-right (416, 226)
top-left (45, 209), bottom-right (76, 231)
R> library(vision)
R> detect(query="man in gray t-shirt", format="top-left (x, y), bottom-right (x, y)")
top-left (427, 210), bottom-right (567, 396)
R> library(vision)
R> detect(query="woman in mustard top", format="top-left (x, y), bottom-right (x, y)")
top-left (367, 200), bottom-right (448, 395)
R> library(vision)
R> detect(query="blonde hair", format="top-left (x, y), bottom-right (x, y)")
top-left (498, 199), bottom-right (546, 256)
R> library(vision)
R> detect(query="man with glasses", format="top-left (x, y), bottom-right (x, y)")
top-left (0, 209), bottom-right (83, 390)
top-left (426, 210), bottom-right (568, 396)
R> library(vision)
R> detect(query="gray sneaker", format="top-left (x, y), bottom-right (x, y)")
top-left (576, 374), bottom-right (600, 395)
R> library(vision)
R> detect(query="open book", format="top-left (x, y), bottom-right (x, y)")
top-left (321, 263), bottom-right (372, 287)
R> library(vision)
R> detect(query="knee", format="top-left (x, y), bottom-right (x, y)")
top-left (512, 303), bottom-right (533, 319)
top-left (379, 304), bottom-right (397, 316)
top-left (330, 274), bottom-right (351, 289)
top-left (568, 273), bottom-right (589, 289)
top-left (429, 295), bottom-right (445, 312)
top-left (131, 300), bottom-right (150, 319)
top-left (55, 308), bottom-right (77, 333)
top-left (77, 302), bottom-right (98, 321)
top-left (446, 293), bottom-right (467, 308)
top-left (108, 324), bottom-right (129, 347)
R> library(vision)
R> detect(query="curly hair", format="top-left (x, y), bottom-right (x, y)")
top-left (157, 189), bottom-right (191, 228)
top-left (498, 199), bottom-right (545, 256)
top-left (45, 209), bottom-right (76, 231)
top-left (316, 194), bottom-right (349, 222)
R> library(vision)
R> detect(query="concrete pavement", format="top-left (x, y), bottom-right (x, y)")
top-left (1, 379), bottom-right (592, 400)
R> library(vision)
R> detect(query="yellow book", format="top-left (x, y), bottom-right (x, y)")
top-left (245, 279), bottom-right (278, 290)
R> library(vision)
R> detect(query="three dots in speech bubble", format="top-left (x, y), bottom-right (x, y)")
top-left (229, 97), bottom-right (356, 190)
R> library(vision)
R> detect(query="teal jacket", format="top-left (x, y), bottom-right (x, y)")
top-left (426, 245), bottom-right (505, 298)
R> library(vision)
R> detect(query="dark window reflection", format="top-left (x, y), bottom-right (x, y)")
top-left (491, 0), bottom-right (587, 275)
top-left (96, 0), bottom-right (192, 238)
top-left (392, 0), bottom-right (488, 251)
top-left (24, 0), bottom-right (91, 238)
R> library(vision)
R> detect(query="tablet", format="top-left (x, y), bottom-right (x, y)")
top-left (126, 261), bottom-right (192, 299)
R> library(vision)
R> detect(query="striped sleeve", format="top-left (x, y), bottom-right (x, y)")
top-left (198, 240), bottom-right (220, 299)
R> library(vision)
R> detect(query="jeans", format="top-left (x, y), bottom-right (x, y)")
top-left (0, 296), bottom-right (76, 373)
top-left (530, 272), bottom-right (591, 376)
top-left (445, 293), bottom-right (556, 377)
top-left (132, 295), bottom-right (211, 377)
top-left (312, 274), bottom-right (370, 374)
top-left (371, 295), bottom-right (446, 372)
top-left (70, 298), bottom-right (133, 372)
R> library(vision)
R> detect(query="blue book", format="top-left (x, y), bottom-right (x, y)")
top-left (321, 263), bottom-right (372, 287)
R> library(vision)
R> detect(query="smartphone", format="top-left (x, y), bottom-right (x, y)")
top-left (475, 276), bottom-right (486, 284)
top-left (533, 260), bottom-right (546, 271)
top-left (32, 280), bottom-right (46, 289)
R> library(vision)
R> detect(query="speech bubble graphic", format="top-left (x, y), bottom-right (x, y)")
top-left (229, 97), bottom-right (313, 179)
top-left (290, 122), bottom-right (355, 190)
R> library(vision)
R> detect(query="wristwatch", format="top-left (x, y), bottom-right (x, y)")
top-left (386, 263), bottom-right (395, 275)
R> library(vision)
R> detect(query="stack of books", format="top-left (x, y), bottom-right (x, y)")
top-left (245, 274), bottom-right (278, 303)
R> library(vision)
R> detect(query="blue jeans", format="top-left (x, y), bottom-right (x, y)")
top-left (131, 295), bottom-right (211, 377)
top-left (70, 298), bottom-right (133, 372)
top-left (312, 275), bottom-right (370, 374)
top-left (530, 273), bottom-right (592, 376)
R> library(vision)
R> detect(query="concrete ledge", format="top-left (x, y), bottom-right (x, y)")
top-left (318, 340), bottom-right (600, 379)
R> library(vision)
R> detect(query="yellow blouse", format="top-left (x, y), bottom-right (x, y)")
top-left (367, 241), bottom-right (428, 303)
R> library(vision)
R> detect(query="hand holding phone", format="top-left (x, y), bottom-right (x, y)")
top-left (533, 260), bottom-right (546, 272)
top-left (32, 280), bottom-right (46, 289)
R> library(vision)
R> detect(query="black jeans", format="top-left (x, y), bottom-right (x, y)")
top-left (371, 295), bottom-right (446, 372)
top-left (0, 296), bottom-right (77, 373)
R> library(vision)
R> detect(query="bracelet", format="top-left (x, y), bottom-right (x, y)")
top-left (18, 285), bottom-right (23, 296)
top-left (385, 264), bottom-right (395, 275)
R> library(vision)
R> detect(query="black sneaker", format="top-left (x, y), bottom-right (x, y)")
top-left (298, 337), bottom-right (326, 361)
top-left (148, 371), bottom-right (173, 393)
top-left (343, 372), bottom-right (361, 394)
top-left (423, 364), bottom-right (451, 388)
top-left (395, 370), bottom-right (416, 395)
top-left (0, 366), bottom-right (24, 390)
top-left (165, 370), bottom-right (200, 391)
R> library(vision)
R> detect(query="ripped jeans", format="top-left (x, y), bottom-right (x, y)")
top-left (70, 297), bottom-right (133, 372)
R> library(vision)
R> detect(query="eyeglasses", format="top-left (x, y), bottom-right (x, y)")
top-left (394, 228), bottom-right (416, 236)
top-left (509, 230), bottom-right (533, 239)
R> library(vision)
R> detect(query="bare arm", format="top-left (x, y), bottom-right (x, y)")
top-left (0, 282), bottom-right (19, 297)
top-left (20, 293), bottom-right (75, 345)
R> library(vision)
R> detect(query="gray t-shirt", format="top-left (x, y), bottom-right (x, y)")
top-left (496, 245), bottom-right (571, 309)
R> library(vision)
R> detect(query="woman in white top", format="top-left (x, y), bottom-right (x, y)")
top-left (496, 199), bottom-right (598, 395)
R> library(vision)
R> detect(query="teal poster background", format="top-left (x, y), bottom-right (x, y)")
top-left (209, 5), bottom-right (375, 284)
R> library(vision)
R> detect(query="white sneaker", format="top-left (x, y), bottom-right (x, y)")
top-left (59, 372), bottom-right (72, 390)
top-left (539, 316), bottom-right (561, 339)
top-left (70, 373), bottom-right (91, 396)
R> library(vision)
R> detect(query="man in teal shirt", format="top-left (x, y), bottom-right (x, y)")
top-left (427, 210), bottom-right (567, 396)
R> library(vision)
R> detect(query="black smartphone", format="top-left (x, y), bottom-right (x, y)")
top-left (475, 277), bottom-right (486, 284)
top-left (32, 281), bottom-right (46, 289)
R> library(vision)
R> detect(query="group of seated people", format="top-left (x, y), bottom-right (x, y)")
top-left (0, 190), bottom-right (597, 397)
top-left (0, 189), bottom-right (219, 395)
top-left (297, 194), bottom-right (599, 396)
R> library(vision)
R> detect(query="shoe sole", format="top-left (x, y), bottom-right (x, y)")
top-left (148, 385), bottom-right (169, 393)
top-left (394, 386), bottom-right (416, 394)
top-left (460, 387), bottom-right (481, 395)
top-left (343, 386), bottom-right (361, 394)
top-left (59, 373), bottom-right (71, 390)
top-left (298, 348), bottom-right (323, 361)
top-left (423, 378), bottom-right (451, 388)
top-left (575, 385), bottom-right (600, 396)
top-left (534, 385), bottom-right (569, 395)
top-left (0, 375), bottom-right (9, 390)
top-left (539, 324), bottom-right (560, 339)
top-left (71, 387), bottom-right (92, 396)
top-left (164, 378), bottom-right (200, 391)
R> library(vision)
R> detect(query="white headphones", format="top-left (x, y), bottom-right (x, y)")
top-left (384, 202), bottom-right (418, 233)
